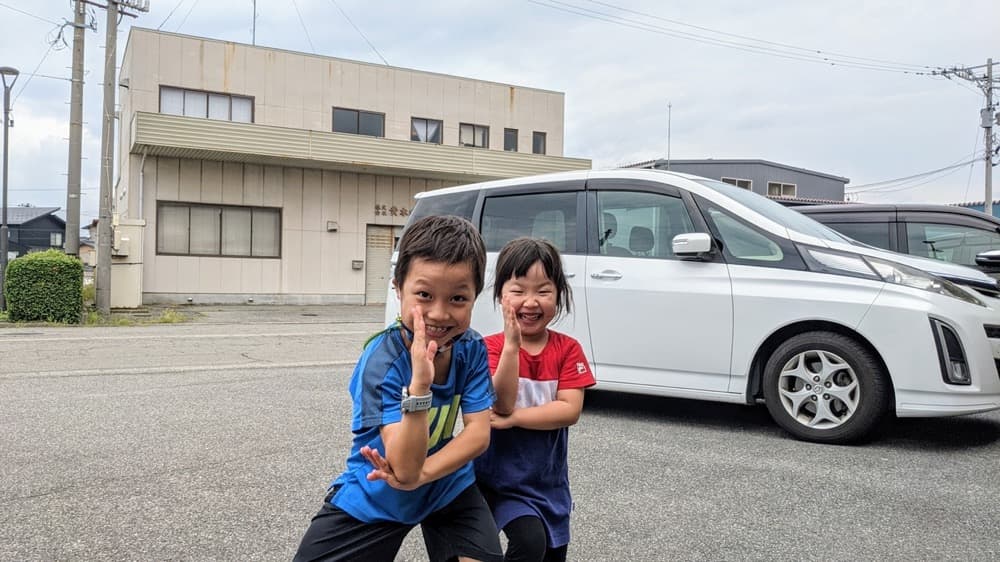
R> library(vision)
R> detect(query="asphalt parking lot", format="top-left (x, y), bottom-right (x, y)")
top-left (1, 305), bottom-right (998, 561)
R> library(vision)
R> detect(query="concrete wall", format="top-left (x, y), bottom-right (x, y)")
top-left (139, 156), bottom-right (455, 303)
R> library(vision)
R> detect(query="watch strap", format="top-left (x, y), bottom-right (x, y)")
top-left (400, 386), bottom-right (433, 412)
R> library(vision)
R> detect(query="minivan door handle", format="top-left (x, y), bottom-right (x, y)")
top-left (590, 270), bottom-right (622, 280)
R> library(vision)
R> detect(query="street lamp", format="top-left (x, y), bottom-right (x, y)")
top-left (0, 65), bottom-right (19, 312)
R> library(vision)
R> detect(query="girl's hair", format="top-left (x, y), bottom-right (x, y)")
top-left (394, 215), bottom-right (487, 296)
top-left (493, 237), bottom-right (572, 317)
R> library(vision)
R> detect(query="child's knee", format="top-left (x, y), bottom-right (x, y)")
top-left (503, 516), bottom-right (547, 561)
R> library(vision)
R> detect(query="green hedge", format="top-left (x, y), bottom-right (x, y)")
top-left (4, 249), bottom-right (83, 323)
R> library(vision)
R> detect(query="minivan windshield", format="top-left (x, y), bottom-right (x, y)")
top-left (693, 178), bottom-right (854, 243)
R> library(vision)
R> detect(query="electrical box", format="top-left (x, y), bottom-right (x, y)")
top-left (112, 229), bottom-right (129, 256)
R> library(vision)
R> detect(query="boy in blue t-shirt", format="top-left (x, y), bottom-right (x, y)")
top-left (294, 215), bottom-right (502, 562)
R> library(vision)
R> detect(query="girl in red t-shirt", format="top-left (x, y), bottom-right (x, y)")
top-left (474, 237), bottom-right (596, 562)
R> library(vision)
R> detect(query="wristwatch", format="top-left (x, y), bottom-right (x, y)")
top-left (400, 386), bottom-right (433, 413)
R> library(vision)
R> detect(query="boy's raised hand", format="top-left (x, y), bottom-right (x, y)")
top-left (409, 305), bottom-right (437, 392)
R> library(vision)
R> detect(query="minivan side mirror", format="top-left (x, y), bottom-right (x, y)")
top-left (975, 249), bottom-right (1000, 267)
top-left (673, 232), bottom-right (713, 258)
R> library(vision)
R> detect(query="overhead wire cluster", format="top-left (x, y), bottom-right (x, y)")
top-left (528, 0), bottom-right (941, 75)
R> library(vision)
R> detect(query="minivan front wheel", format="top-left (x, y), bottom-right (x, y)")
top-left (763, 332), bottom-right (890, 444)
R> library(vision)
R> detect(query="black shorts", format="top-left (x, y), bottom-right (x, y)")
top-left (293, 483), bottom-right (503, 562)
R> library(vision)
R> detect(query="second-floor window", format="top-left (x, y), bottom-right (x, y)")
top-left (504, 128), bottom-right (518, 152)
top-left (160, 86), bottom-right (253, 123)
top-left (460, 123), bottom-right (489, 148)
top-left (532, 131), bottom-right (547, 155)
top-left (411, 117), bottom-right (443, 144)
top-left (333, 107), bottom-right (384, 137)
top-left (767, 182), bottom-right (796, 197)
top-left (722, 177), bottom-right (752, 190)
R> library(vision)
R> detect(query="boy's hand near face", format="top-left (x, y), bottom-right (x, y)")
top-left (408, 305), bottom-right (436, 395)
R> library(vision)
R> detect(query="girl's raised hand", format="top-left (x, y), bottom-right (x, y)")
top-left (501, 294), bottom-right (522, 349)
top-left (409, 305), bottom-right (437, 392)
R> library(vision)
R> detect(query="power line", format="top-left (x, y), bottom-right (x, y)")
top-left (290, 0), bottom-right (317, 54)
top-left (13, 33), bottom-right (61, 107)
top-left (158, 0), bottom-right (187, 30)
top-left (847, 154), bottom-right (983, 193)
top-left (528, 0), bottom-right (938, 75)
top-left (0, 1), bottom-right (61, 25)
top-left (175, 0), bottom-right (201, 32)
top-left (582, 0), bottom-right (931, 71)
top-left (328, 0), bottom-right (388, 65)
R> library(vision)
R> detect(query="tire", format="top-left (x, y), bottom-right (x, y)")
top-left (762, 331), bottom-right (891, 444)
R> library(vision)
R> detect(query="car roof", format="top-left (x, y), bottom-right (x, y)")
top-left (413, 168), bottom-right (715, 199)
top-left (798, 203), bottom-right (1000, 224)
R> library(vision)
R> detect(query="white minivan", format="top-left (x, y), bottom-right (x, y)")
top-left (384, 169), bottom-right (1000, 443)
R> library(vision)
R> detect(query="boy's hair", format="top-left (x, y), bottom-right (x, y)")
top-left (394, 215), bottom-right (487, 296)
top-left (492, 237), bottom-right (572, 317)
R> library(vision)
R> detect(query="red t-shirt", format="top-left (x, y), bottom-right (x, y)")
top-left (483, 330), bottom-right (595, 408)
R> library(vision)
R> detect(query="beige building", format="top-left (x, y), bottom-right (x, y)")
top-left (111, 28), bottom-right (590, 307)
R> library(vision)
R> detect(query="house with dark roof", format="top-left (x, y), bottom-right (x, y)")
top-left (623, 158), bottom-right (849, 205)
top-left (4, 207), bottom-right (66, 259)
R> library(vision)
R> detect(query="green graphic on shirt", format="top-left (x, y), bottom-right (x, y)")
top-left (427, 394), bottom-right (462, 449)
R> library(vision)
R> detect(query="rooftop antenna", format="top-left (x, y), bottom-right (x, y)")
top-left (666, 102), bottom-right (672, 170)
top-left (252, 0), bottom-right (257, 45)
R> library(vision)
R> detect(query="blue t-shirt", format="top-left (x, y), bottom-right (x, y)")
top-left (330, 324), bottom-right (495, 525)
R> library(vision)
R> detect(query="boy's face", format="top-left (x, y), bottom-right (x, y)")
top-left (396, 258), bottom-right (477, 350)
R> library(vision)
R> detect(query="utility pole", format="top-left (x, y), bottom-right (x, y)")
top-left (0, 66), bottom-right (19, 313)
top-left (985, 59), bottom-right (994, 216)
top-left (933, 59), bottom-right (999, 216)
top-left (65, 0), bottom-right (87, 256)
top-left (93, 0), bottom-right (148, 316)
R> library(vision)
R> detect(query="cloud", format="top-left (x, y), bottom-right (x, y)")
top-left (0, 0), bottom-right (996, 213)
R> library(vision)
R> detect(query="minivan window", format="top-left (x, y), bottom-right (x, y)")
top-left (700, 200), bottom-right (805, 270)
top-left (481, 192), bottom-right (578, 253)
top-left (407, 190), bottom-right (479, 225)
top-left (906, 222), bottom-right (1000, 267)
top-left (824, 222), bottom-right (892, 250)
top-left (596, 191), bottom-right (695, 258)
top-left (695, 178), bottom-right (851, 243)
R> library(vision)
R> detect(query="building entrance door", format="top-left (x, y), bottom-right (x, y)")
top-left (365, 225), bottom-right (402, 304)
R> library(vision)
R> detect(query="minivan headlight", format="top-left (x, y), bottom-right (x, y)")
top-left (864, 256), bottom-right (986, 307)
top-left (799, 246), bottom-right (986, 307)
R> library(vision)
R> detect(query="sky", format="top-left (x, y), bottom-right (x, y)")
top-left (0, 0), bottom-right (996, 229)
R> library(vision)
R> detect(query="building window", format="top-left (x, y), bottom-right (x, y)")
top-left (767, 182), bottom-right (797, 197)
top-left (722, 177), bottom-right (752, 190)
top-left (156, 202), bottom-right (281, 258)
top-left (532, 131), bottom-right (547, 155)
top-left (159, 86), bottom-right (253, 123)
top-left (459, 123), bottom-right (489, 148)
top-left (504, 128), bottom-right (518, 152)
top-left (411, 117), bottom-right (442, 144)
top-left (50, 232), bottom-right (63, 247)
top-left (333, 107), bottom-right (384, 137)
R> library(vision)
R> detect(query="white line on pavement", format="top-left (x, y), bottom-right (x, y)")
top-left (0, 360), bottom-right (359, 380)
top-left (0, 331), bottom-right (371, 343)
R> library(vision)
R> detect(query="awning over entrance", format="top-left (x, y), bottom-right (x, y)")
top-left (129, 112), bottom-right (591, 183)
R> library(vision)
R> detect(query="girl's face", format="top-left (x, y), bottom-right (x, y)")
top-left (500, 260), bottom-right (558, 340)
